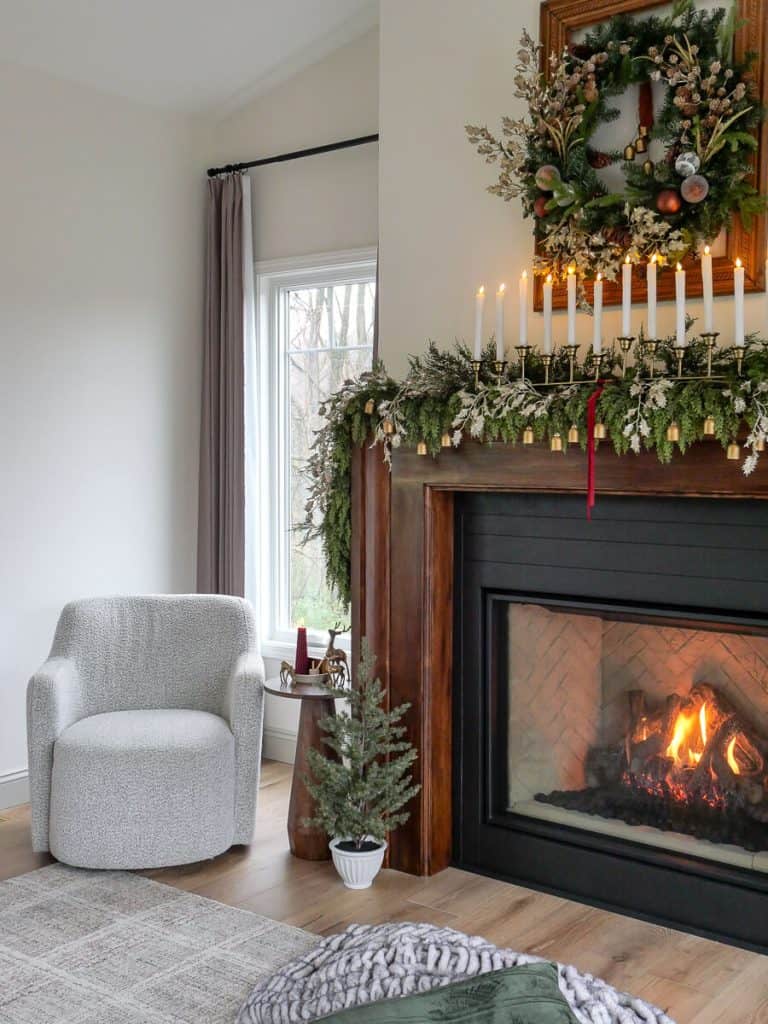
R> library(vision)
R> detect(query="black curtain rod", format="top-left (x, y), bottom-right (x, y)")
top-left (206, 133), bottom-right (379, 178)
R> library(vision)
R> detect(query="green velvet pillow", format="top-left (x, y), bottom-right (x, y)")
top-left (314, 962), bottom-right (579, 1023)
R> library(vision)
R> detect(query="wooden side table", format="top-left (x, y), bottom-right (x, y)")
top-left (264, 678), bottom-right (339, 860)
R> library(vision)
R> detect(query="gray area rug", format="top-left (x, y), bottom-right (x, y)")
top-left (0, 863), bottom-right (319, 1023)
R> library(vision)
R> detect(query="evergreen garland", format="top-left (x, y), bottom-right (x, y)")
top-left (301, 336), bottom-right (768, 606)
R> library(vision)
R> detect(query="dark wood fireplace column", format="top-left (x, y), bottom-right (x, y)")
top-left (351, 438), bottom-right (768, 877)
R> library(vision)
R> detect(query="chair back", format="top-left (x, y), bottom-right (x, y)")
top-left (50, 595), bottom-right (256, 715)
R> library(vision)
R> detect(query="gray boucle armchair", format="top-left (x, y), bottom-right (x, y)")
top-left (27, 595), bottom-right (264, 869)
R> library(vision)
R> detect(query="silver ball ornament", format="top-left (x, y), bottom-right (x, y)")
top-left (680, 174), bottom-right (709, 203)
top-left (675, 151), bottom-right (701, 178)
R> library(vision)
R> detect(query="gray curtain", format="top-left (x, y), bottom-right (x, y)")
top-left (197, 174), bottom-right (246, 597)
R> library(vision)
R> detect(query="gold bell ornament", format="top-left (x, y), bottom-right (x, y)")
top-left (522, 426), bottom-right (535, 445)
top-left (568, 424), bottom-right (580, 445)
top-left (634, 125), bottom-right (649, 154)
top-left (623, 143), bottom-right (636, 161)
top-left (416, 441), bottom-right (428, 456)
top-left (440, 432), bottom-right (452, 448)
top-left (666, 422), bottom-right (680, 443)
top-left (754, 437), bottom-right (766, 452)
top-left (382, 419), bottom-right (395, 435)
top-left (593, 422), bottom-right (607, 440)
top-left (550, 433), bottom-right (563, 452)
top-left (703, 416), bottom-right (716, 436)
top-left (727, 443), bottom-right (741, 461)
top-left (642, 159), bottom-right (654, 176)
top-left (364, 398), bottom-right (375, 415)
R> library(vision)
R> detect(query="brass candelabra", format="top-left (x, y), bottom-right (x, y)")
top-left (470, 335), bottom-right (743, 389)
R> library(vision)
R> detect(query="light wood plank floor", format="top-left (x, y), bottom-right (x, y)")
top-left (1, 761), bottom-right (766, 1022)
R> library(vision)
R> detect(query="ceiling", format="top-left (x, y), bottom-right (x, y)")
top-left (0, 0), bottom-right (379, 114)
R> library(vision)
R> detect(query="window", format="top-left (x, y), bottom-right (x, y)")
top-left (254, 249), bottom-right (376, 655)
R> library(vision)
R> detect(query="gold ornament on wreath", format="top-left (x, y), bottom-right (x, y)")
top-left (466, 0), bottom-right (766, 285)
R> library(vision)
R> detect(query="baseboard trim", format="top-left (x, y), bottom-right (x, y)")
top-left (263, 727), bottom-right (297, 765)
top-left (0, 769), bottom-right (29, 810)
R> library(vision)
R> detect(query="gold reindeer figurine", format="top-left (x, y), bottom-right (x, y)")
top-left (317, 622), bottom-right (350, 687)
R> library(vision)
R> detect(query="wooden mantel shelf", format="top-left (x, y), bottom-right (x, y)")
top-left (350, 438), bottom-right (768, 877)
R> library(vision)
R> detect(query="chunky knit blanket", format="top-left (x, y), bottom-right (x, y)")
top-left (237, 922), bottom-right (675, 1024)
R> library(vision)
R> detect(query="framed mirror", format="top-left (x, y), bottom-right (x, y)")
top-left (534, 0), bottom-right (767, 310)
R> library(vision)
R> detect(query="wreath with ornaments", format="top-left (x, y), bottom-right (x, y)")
top-left (466, 0), bottom-right (766, 282)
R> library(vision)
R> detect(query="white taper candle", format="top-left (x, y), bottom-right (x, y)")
top-left (734, 258), bottom-right (745, 347)
top-left (621, 255), bottom-right (632, 337)
top-left (567, 266), bottom-right (577, 347)
top-left (701, 245), bottom-right (714, 333)
top-left (518, 273), bottom-right (528, 348)
top-left (593, 274), bottom-right (603, 354)
top-left (675, 262), bottom-right (687, 347)
top-left (495, 283), bottom-right (506, 360)
top-left (543, 274), bottom-right (553, 355)
top-left (473, 286), bottom-right (485, 360)
top-left (647, 254), bottom-right (657, 340)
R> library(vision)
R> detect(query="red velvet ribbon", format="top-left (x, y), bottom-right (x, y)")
top-left (638, 80), bottom-right (654, 129)
top-left (586, 382), bottom-right (605, 520)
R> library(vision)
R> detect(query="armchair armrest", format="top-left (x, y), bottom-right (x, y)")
top-left (27, 657), bottom-right (83, 852)
top-left (224, 652), bottom-right (265, 844)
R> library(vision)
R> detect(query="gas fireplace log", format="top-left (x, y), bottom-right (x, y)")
top-left (629, 734), bottom-right (665, 774)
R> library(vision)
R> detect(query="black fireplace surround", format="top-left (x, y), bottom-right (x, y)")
top-left (453, 492), bottom-right (768, 952)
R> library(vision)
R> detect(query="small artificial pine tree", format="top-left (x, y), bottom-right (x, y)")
top-left (303, 639), bottom-right (421, 851)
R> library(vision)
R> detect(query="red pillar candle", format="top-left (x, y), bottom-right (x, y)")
top-left (294, 622), bottom-right (309, 675)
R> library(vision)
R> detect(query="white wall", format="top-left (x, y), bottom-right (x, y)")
top-left (0, 63), bottom-right (207, 806)
top-left (210, 28), bottom-right (379, 262)
top-left (378, 0), bottom-right (768, 377)
top-left (209, 29), bottom-right (379, 760)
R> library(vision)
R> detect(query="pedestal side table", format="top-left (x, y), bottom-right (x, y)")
top-left (264, 678), bottom-right (339, 860)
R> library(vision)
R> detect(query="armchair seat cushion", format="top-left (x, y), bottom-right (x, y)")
top-left (50, 709), bottom-right (235, 869)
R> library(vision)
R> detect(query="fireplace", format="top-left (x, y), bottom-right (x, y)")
top-left (350, 437), bottom-right (768, 950)
top-left (454, 491), bottom-right (768, 950)
top-left (503, 601), bottom-right (768, 862)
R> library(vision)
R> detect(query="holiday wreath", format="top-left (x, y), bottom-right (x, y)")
top-left (466, 0), bottom-right (765, 280)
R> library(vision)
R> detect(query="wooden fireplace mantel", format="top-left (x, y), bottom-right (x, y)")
top-left (350, 438), bottom-right (768, 876)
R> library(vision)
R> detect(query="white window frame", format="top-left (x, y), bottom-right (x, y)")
top-left (253, 247), bottom-right (377, 661)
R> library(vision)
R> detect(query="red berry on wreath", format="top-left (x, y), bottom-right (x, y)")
top-left (656, 188), bottom-right (682, 215)
top-left (533, 195), bottom-right (550, 218)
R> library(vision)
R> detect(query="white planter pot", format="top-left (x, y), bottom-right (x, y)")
top-left (329, 837), bottom-right (387, 889)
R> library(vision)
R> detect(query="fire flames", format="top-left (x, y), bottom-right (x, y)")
top-left (622, 684), bottom-right (765, 810)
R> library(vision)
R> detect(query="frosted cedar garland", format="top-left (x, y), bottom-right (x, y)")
top-left (300, 336), bottom-right (768, 605)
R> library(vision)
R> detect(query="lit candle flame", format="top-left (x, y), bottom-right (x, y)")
top-left (596, 273), bottom-right (602, 282)
top-left (704, 244), bottom-right (711, 256)
top-left (498, 282), bottom-right (507, 293)
top-left (477, 285), bottom-right (485, 296)
top-left (625, 254), bottom-right (631, 265)
top-left (650, 253), bottom-right (657, 264)
top-left (736, 257), bottom-right (743, 269)
top-left (546, 273), bottom-right (553, 284)
top-left (567, 265), bottom-right (575, 275)
top-left (677, 262), bottom-right (683, 272)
